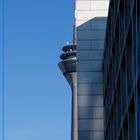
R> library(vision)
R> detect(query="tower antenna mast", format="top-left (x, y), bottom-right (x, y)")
top-left (73, 0), bottom-right (76, 45)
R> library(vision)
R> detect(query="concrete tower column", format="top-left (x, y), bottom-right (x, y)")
top-left (71, 73), bottom-right (77, 140)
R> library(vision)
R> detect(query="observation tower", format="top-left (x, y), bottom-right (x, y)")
top-left (58, 44), bottom-right (77, 140)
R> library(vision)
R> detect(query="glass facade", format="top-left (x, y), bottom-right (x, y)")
top-left (103, 0), bottom-right (140, 140)
top-left (76, 1), bottom-right (109, 140)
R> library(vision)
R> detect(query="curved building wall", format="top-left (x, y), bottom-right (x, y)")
top-left (76, 1), bottom-right (109, 140)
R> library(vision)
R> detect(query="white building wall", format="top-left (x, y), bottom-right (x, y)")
top-left (76, 0), bottom-right (109, 140)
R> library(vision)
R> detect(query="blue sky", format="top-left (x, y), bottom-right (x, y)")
top-left (0, 0), bottom-right (74, 140)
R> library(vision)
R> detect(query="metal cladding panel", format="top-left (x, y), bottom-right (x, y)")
top-left (78, 95), bottom-right (103, 107)
top-left (76, 1), bottom-right (109, 11)
top-left (76, 0), bottom-right (109, 140)
top-left (77, 72), bottom-right (102, 83)
top-left (77, 50), bottom-right (104, 60)
top-left (76, 11), bottom-right (108, 21)
top-left (78, 131), bottom-right (104, 140)
top-left (77, 19), bottom-right (107, 31)
top-left (77, 40), bottom-right (104, 50)
top-left (78, 119), bottom-right (104, 131)
top-left (78, 107), bottom-right (104, 119)
top-left (78, 83), bottom-right (103, 95)
top-left (77, 60), bottom-right (102, 71)
top-left (77, 30), bottom-right (106, 40)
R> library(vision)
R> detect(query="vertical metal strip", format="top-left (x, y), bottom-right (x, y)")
top-left (135, 0), bottom-right (139, 139)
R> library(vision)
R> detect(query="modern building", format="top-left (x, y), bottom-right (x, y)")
top-left (76, 1), bottom-right (109, 140)
top-left (103, 0), bottom-right (140, 140)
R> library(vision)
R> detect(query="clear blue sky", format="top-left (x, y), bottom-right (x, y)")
top-left (0, 0), bottom-right (74, 140)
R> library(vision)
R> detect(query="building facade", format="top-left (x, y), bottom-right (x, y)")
top-left (76, 0), bottom-right (109, 140)
top-left (103, 0), bottom-right (140, 140)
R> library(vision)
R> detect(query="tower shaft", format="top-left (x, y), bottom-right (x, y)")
top-left (64, 72), bottom-right (77, 140)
